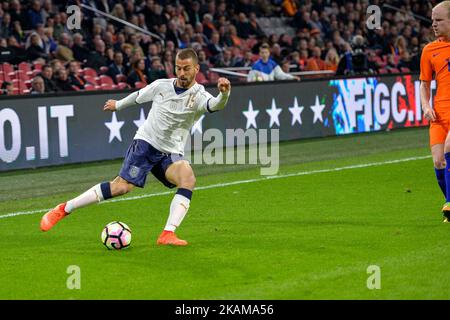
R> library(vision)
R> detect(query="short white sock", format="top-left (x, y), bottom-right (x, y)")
top-left (164, 194), bottom-right (191, 232)
top-left (65, 184), bottom-right (104, 213)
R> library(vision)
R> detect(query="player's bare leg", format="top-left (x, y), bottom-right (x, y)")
top-left (157, 160), bottom-right (195, 246)
top-left (40, 177), bottom-right (134, 231)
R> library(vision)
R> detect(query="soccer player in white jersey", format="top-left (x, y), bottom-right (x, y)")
top-left (40, 48), bottom-right (231, 246)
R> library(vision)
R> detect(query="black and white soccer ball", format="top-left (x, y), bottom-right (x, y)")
top-left (101, 221), bottom-right (132, 250)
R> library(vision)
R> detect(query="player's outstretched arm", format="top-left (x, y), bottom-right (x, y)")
top-left (104, 90), bottom-right (141, 112)
top-left (207, 77), bottom-right (231, 112)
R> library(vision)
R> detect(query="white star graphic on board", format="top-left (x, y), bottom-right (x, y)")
top-left (266, 98), bottom-right (282, 127)
top-left (243, 100), bottom-right (259, 129)
top-left (310, 95), bottom-right (326, 124)
top-left (191, 114), bottom-right (205, 134)
top-left (133, 108), bottom-right (146, 128)
top-left (104, 112), bottom-right (125, 143)
top-left (289, 97), bottom-right (304, 126)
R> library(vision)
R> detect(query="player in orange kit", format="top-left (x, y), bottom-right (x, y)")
top-left (420, 1), bottom-right (450, 222)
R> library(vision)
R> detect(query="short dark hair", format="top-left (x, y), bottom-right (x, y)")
top-left (260, 43), bottom-right (270, 51)
top-left (176, 48), bottom-right (198, 64)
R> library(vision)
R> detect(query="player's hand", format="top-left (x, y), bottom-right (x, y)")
top-left (103, 99), bottom-right (117, 112)
top-left (217, 77), bottom-right (231, 93)
top-left (423, 105), bottom-right (436, 122)
top-left (294, 76), bottom-right (301, 81)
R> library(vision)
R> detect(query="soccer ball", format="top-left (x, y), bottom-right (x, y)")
top-left (101, 221), bottom-right (132, 250)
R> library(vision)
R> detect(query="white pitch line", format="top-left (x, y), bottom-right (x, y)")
top-left (0, 155), bottom-right (431, 220)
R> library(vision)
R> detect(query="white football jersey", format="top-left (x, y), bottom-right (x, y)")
top-left (132, 78), bottom-right (213, 155)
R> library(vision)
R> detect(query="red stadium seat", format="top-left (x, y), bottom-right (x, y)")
top-left (208, 71), bottom-right (219, 82)
top-left (378, 68), bottom-right (388, 74)
top-left (389, 68), bottom-right (400, 73)
top-left (16, 70), bottom-right (30, 81)
top-left (18, 80), bottom-right (28, 94)
top-left (84, 84), bottom-right (96, 91)
top-left (82, 67), bottom-right (98, 78)
top-left (99, 75), bottom-right (114, 85)
top-left (99, 66), bottom-right (109, 74)
top-left (71, 85), bottom-right (80, 91)
top-left (33, 61), bottom-right (43, 70)
top-left (116, 74), bottom-right (127, 83)
top-left (31, 69), bottom-right (41, 77)
top-left (116, 82), bottom-right (129, 89)
top-left (400, 67), bottom-right (411, 73)
top-left (2, 63), bottom-right (14, 75)
top-left (134, 81), bottom-right (147, 89)
top-left (195, 72), bottom-right (208, 84)
top-left (100, 83), bottom-right (114, 90)
top-left (84, 75), bottom-right (98, 85)
top-left (18, 62), bottom-right (32, 73)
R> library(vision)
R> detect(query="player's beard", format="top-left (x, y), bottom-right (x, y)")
top-left (178, 76), bottom-right (193, 88)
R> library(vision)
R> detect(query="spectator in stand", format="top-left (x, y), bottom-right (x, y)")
top-left (127, 58), bottom-right (149, 88)
top-left (0, 12), bottom-right (13, 39)
top-left (187, 1), bottom-right (203, 26)
top-left (55, 33), bottom-right (74, 62)
top-left (207, 31), bottom-right (224, 64)
top-left (27, 0), bottom-right (44, 30)
top-left (9, 0), bottom-right (28, 31)
top-left (236, 13), bottom-right (252, 39)
top-left (248, 43), bottom-right (299, 82)
top-left (282, 0), bottom-right (298, 17)
top-left (225, 25), bottom-right (243, 48)
top-left (148, 56), bottom-right (168, 83)
top-left (107, 51), bottom-right (127, 83)
top-left (0, 38), bottom-right (14, 63)
top-left (72, 33), bottom-right (89, 64)
top-left (26, 33), bottom-right (47, 62)
top-left (271, 43), bottom-right (284, 65)
top-left (216, 48), bottom-right (234, 67)
top-left (30, 75), bottom-right (45, 94)
top-left (162, 50), bottom-right (175, 78)
top-left (67, 61), bottom-right (88, 90)
top-left (233, 51), bottom-right (255, 68)
top-left (202, 13), bottom-right (216, 40)
top-left (11, 20), bottom-right (26, 44)
top-left (49, 59), bottom-right (63, 74)
top-left (0, 81), bottom-right (14, 95)
top-left (288, 51), bottom-right (301, 71)
top-left (248, 12), bottom-right (265, 38)
top-left (324, 48), bottom-right (339, 72)
top-left (197, 49), bottom-right (211, 76)
top-left (306, 46), bottom-right (326, 72)
top-left (39, 64), bottom-right (59, 93)
top-left (54, 68), bottom-right (75, 92)
top-left (281, 59), bottom-right (291, 74)
top-left (85, 39), bottom-right (108, 72)
top-left (7, 35), bottom-right (27, 64)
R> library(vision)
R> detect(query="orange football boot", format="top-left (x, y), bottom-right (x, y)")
top-left (156, 230), bottom-right (188, 246)
top-left (40, 203), bottom-right (68, 231)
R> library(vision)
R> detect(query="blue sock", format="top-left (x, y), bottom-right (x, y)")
top-left (435, 168), bottom-right (446, 197)
top-left (445, 153), bottom-right (450, 202)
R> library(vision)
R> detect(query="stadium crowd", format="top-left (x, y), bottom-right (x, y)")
top-left (0, 0), bottom-right (439, 95)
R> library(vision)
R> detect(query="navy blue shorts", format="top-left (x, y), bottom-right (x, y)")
top-left (119, 139), bottom-right (185, 188)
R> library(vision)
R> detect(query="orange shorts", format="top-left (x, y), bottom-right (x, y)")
top-left (430, 117), bottom-right (450, 146)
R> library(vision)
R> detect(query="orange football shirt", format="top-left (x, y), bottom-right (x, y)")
top-left (420, 39), bottom-right (450, 114)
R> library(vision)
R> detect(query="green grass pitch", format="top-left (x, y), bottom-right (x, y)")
top-left (0, 127), bottom-right (449, 299)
